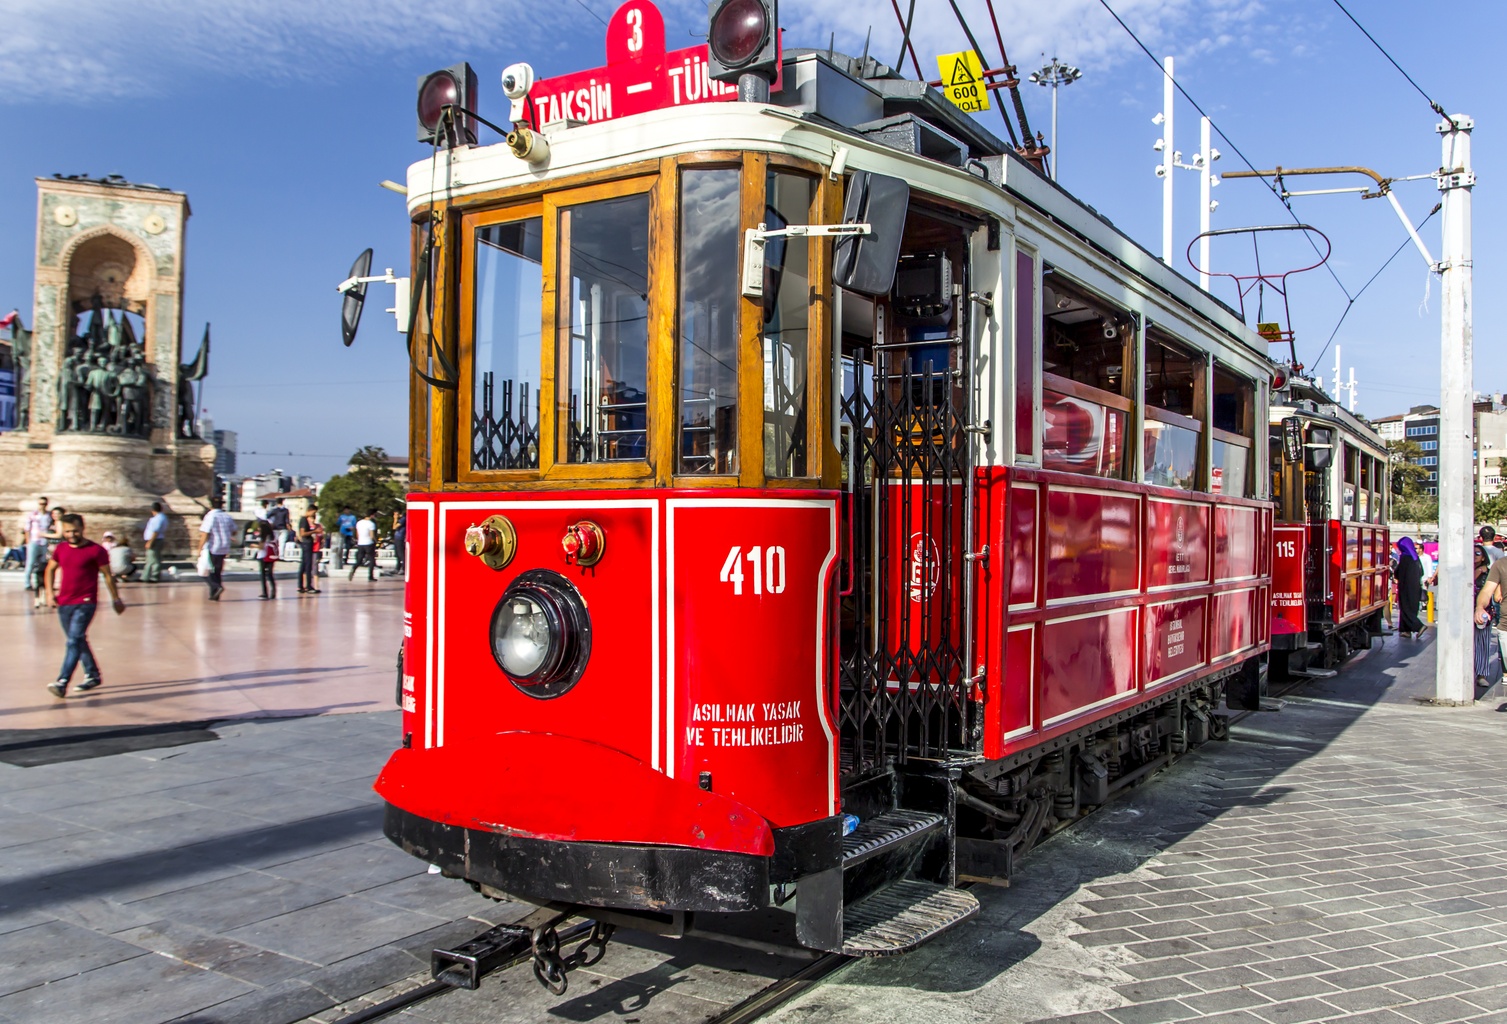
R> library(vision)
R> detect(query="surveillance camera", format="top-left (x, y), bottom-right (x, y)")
top-left (1192, 153), bottom-right (1205, 168)
top-left (1152, 112), bottom-right (1165, 125)
top-left (501, 63), bottom-right (535, 100)
top-left (1102, 319), bottom-right (1119, 339)
top-left (1153, 139), bottom-right (1165, 152)
top-left (1155, 165), bottom-right (1167, 178)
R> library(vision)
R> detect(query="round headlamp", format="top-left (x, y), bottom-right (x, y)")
top-left (489, 570), bottom-right (590, 698)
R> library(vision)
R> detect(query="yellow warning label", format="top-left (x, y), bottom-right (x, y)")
top-left (1257, 322), bottom-right (1284, 341)
top-left (936, 50), bottom-right (990, 113)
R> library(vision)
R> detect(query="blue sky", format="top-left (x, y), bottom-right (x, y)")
top-left (0, 0), bottom-right (1497, 480)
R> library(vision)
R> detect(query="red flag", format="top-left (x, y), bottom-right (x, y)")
top-left (0, 310), bottom-right (17, 331)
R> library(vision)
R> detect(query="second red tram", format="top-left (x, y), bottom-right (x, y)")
top-left (367, 0), bottom-right (1277, 970)
top-left (1269, 379), bottom-right (1391, 670)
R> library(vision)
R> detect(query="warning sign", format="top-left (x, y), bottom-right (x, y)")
top-left (936, 50), bottom-right (990, 113)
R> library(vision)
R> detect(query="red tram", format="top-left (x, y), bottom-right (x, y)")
top-left (1269, 378), bottom-right (1390, 670)
top-left (354, 0), bottom-right (1279, 973)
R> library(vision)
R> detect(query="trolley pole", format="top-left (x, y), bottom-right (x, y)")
top-left (1436, 113), bottom-right (1474, 705)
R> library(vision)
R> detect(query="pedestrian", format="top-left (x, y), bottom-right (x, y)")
top-left (1480, 526), bottom-right (1502, 565)
top-left (142, 500), bottom-right (168, 582)
top-left (254, 499), bottom-right (270, 524)
top-left (1473, 544), bottom-right (1503, 688)
top-left (349, 510), bottom-right (378, 581)
top-left (197, 497), bottom-right (235, 601)
top-left (1476, 540), bottom-right (1507, 671)
top-left (338, 507), bottom-right (356, 567)
top-left (391, 509), bottom-right (406, 576)
top-left (267, 498), bottom-right (292, 546)
top-left (255, 521), bottom-right (280, 599)
top-left (43, 512), bottom-right (125, 698)
top-left (1395, 537), bottom-right (1426, 639)
top-left (21, 496), bottom-right (51, 602)
top-left (297, 503), bottom-right (322, 594)
top-left (102, 532), bottom-right (136, 580)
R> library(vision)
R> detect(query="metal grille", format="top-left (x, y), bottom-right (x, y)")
top-left (839, 348), bottom-right (979, 773)
top-left (472, 372), bottom-right (539, 470)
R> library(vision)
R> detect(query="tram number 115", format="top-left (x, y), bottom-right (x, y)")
top-left (720, 546), bottom-right (788, 596)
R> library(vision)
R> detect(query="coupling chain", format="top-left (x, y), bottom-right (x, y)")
top-left (530, 922), bottom-right (615, 995)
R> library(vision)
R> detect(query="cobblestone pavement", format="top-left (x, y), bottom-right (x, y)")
top-left (0, 712), bottom-right (512, 1024)
top-left (764, 634), bottom-right (1507, 1024)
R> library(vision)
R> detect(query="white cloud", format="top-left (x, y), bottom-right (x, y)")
top-left (0, 0), bottom-right (1289, 103)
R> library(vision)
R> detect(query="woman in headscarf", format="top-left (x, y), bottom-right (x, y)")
top-left (1395, 537), bottom-right (1425, 638)
top-left (1474, 543), bottom-right (1502, 687)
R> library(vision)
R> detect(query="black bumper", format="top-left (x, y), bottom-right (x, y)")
top-left (384, 803), bottom-right (775, 913)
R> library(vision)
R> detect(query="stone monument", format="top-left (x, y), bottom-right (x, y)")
top-left (0, 174), bottom-right (216, 555)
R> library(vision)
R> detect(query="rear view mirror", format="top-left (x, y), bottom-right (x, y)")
top-left (1280, 416), bottom-right (1302, 464)
top-left (833, 171), bottom-right (909, 298)
top-left (340, 248), bottom-right (374, 347)
top-left (1304, 425), bottom-right (1335, 472)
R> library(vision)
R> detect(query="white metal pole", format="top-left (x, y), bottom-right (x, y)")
top-left (1332, 345), bottom-right (1342, 402)
top-left (1161, 57), bottom-right (1174, 267)
top-left (1051, 79), bottom-right (1059, 182)
top-left (1199, 116), bottom-right (1211, 290)
top-left (1348, 368), bottom-right (1357, 413)
top-left (1436, 113), bottom-right (1475, 705)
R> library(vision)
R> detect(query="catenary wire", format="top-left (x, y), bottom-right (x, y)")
top-left (571, 0), bottom-right (609, 28)
top-left (1309, 202), bottom-right (1440, 371)
top-left (1330, 0), bottom-right (1448, 118)
top-left (1093, 0), bottom-right (1357, 349)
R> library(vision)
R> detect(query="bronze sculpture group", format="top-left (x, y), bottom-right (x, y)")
top-left (57, 298), bottom-right (154, 438)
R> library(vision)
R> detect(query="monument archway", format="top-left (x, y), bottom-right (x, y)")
top-left (0, 175), bottom-right (215, 555)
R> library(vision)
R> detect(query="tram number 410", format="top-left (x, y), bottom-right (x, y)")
top-left (720, 545), bottom-right (787, 596)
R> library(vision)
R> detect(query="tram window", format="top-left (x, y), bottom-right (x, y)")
top-left (763, 171), bottom-right (816, 478)
top-left (1210, 366), bottom-right (1254, 498)
top-left (677, 168), bottom-right (741, 475)
top-left (1360, 455), bottom-right (1372, 522)
top-left (1342, 445), bottom-right (1358, 520)
top-left (1039, 269), bottom-right (1131, 479)
top-left (1013, 249), bottom-right (1037, 461)
top-left (1143, 331), bottom-right (1203, 490)
top-left (557, 192), bottom-right (651, 464)
top-left (473, 218), bottom-right (543, 470)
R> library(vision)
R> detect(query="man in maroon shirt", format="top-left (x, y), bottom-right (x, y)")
top-left (43, 513), bottom-right (126, 698)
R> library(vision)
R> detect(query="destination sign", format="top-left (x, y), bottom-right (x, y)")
top-left (527, 0), bottom-right (781, 128)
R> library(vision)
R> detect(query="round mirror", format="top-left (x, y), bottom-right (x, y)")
top-left (341, 248), bottom-right (373, 347)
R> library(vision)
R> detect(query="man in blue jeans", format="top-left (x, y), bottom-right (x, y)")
top-left (43, 513), bottom-right (126, 698)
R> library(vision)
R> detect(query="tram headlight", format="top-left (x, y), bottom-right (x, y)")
top-left (489, 570), bottom-right (591, 698)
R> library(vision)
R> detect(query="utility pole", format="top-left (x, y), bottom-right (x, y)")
top-left (1156, 57), bottom-right (1174, 266)
top-left (1348, 368), bottom-right (1357, 413)
top-left (1028, 58), bottom-right (1083, 182)
top-left (1221, 116), bottom-right (1477, 705)
top-left (1437, 114), bottom-right (1475, 706)
top-left (1332, 346), bottom-right (1342, 403)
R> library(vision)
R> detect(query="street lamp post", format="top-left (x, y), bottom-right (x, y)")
top-left (1028, 57), bottom-right (1082, 182)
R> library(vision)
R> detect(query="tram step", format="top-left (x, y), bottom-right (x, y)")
top-left (842, 810), bottom-right (945, 868)
top-left (841, 879), bottom-right (980, 956)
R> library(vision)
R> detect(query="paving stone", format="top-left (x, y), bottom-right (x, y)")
top-left (1398, 996), bottom-right (1492, 1024)
top-left (1180, 989), bottom-right (1273, 1014)
top-left (124, 870), bottom-right (345, 933)
top-left (1105, 999), bottom-right (1199, 1024)
top-left (223, 895), bottom-right (449, 964)
top-left (1385, 973), bottom-right (1473, 1001)
top-left (0, 951), bottom-right (254, 1024)
top-left (1247, 996), bottom-right (1338, 1023)
top-left (1113, 977), bottom-right (1202, 1003)
top-left (1184, 966), bottom-right (1272, 992)
top-left (0, 919), bottom-right (146, 996)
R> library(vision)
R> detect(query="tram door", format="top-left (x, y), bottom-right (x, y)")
top-left (838, 208), bottom-right (979, 774)
top-left (1303, 424), bottom-right (1336, 626)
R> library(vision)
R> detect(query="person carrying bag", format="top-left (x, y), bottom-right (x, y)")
top-left (1474, 544), bottom-right (1503, 688)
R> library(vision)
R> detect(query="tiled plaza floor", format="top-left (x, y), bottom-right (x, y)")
top-left (2, 569), bottom-right (404, 729)
top-left (763, 633), bottom-right (1507, 1024)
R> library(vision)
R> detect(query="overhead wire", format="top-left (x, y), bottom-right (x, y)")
top-left (1310, 202), bottom-right (1441, 371)
top-left (1093, 0), bottom-right (1358, 360)
top-left (1329, 0), bottom-right (1448, 119)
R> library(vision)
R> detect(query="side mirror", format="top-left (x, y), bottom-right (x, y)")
top-left (1280, 416), bottom-right (1302, 464)
top-left (833, 171), bottom-right (909, 298)
top-left (340, 248), bottom-right (374, 347)
top-left (1304, 425), bottom-right (1335, 472)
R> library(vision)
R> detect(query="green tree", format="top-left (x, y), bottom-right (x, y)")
top-left (318, 446), bottom-right (406, 533)
top-left (1386, 439), bottom-right (1437, 524)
